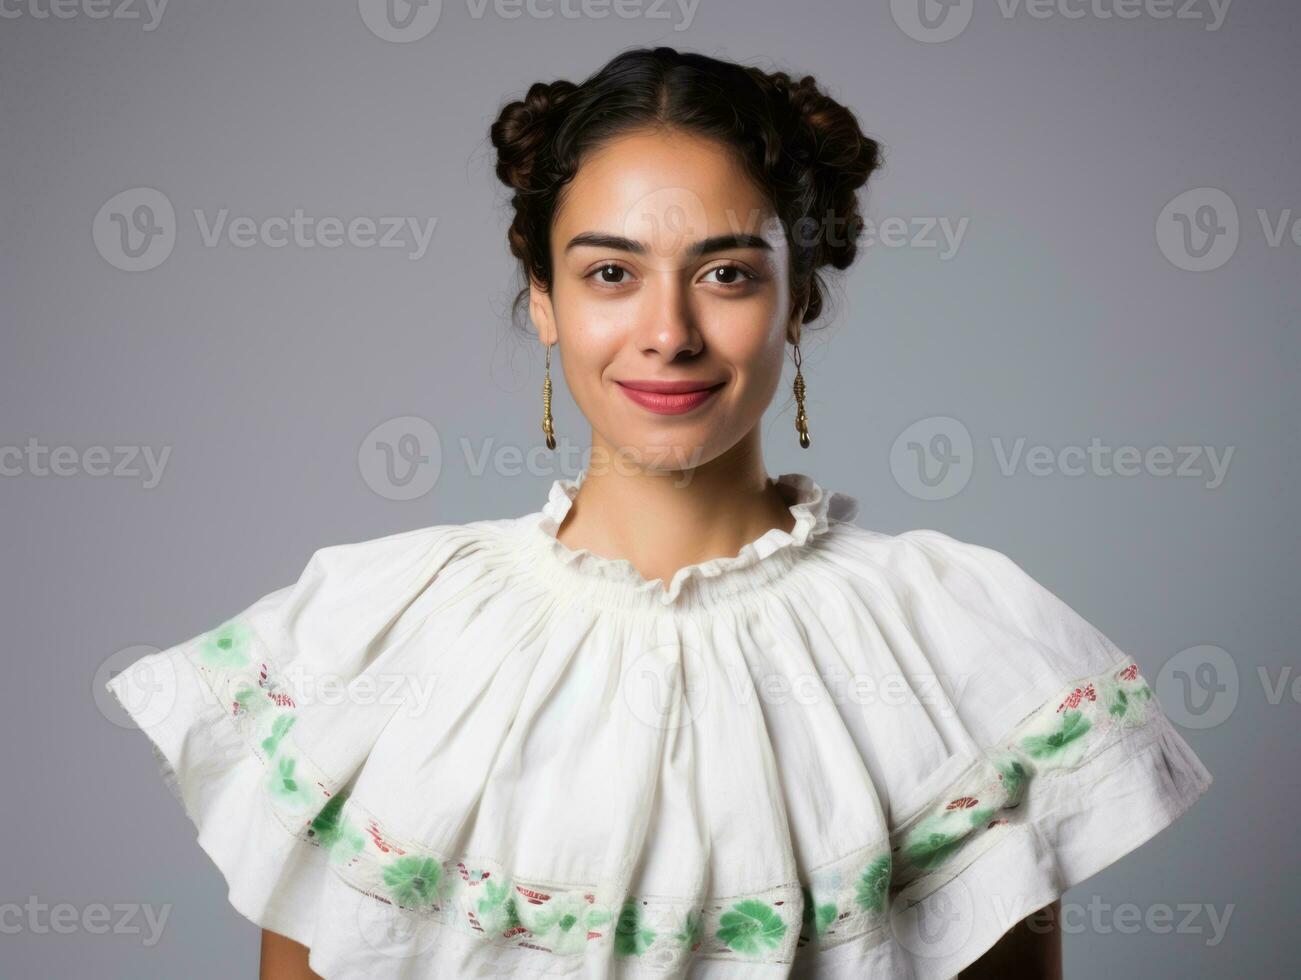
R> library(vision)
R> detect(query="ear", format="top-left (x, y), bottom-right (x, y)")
top-left (529, 277), bottom-right (557, 346)
top-left (786, 298), bottom-right (807, 346)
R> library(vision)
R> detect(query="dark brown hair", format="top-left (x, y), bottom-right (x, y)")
top-left (490, 46), bottom-right (883, 330)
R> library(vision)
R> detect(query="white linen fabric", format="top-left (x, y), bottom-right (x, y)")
top-left (105, 470), bottom-right (1213, 979)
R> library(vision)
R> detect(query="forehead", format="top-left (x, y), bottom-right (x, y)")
top-left (552, 128), bottom-right (779, 249)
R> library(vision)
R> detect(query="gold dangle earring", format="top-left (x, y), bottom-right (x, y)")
top-left (542, 343), bottom-right (557, 451)
top-left (792, 340), bottom-right (810, 448)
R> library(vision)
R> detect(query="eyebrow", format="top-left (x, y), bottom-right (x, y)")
top-left (563, 231), bottom-right (772, 257)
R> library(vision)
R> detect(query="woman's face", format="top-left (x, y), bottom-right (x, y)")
top-left (530, 127), bottom-right (800, 475)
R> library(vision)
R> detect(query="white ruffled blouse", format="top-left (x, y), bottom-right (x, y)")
top-left (106, 470), bottom-right (1213, 979)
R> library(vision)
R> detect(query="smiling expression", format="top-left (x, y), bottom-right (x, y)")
top-left (529, 128), bottom-right (802, 473)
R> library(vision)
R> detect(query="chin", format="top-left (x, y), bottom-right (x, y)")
top-left (591, 436), bottom-right (713, 475)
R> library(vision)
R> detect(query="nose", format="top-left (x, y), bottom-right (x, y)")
top-left (632, 276), bottom-right (702, 360)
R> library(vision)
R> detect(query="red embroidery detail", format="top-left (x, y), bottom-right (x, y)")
top-left (515, 885), bottom-right (550, 905)
top-left (1057, 682), bottom-right (1097, 712)
top-left (457, 862), bottom-right (490, 885)
top-left (1119, 663), bottom-right (1139, 681)
top-left (365, 821), bottom-right (406, 856)
top-left (946, 796), bottom-right (979, 810)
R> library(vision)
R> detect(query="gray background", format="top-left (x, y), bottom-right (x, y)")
top-left (2, 0), bottom-right (1295, 976)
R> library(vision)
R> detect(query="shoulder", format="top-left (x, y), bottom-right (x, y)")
top-left (818, 522), bottom-right (1130, 685)
top-left (296, 515), bottom-right (517, 578)
top-left (250, 515), bottom-right (525, 651)
top-left (820, 521), bottom-right (1035, 591)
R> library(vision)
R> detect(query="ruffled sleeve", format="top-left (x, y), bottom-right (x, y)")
top-left (102, 523), bottom-right (478, 966)
top-left (835, 528), bottom-right (1215, 977)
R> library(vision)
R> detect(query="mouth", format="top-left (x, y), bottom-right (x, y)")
top-left (615, 379), bottom-right (727, 416)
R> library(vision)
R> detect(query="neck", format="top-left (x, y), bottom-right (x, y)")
top-left (556, 436), bottom-right (796, 588)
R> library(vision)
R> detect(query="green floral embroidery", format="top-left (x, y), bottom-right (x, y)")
top-left (1107, 684), bottom-right (1152, 718)
top-left (1021, 708), bottom-right (1091, 758)
top-left (310, 792), bottom-right (346, 840)
top-left (674, 908), bottom-right (704, 950)
top-left (903, 800), bottom-right (997, 872)
top-left (260, 713), bottom-right (295, 757)
top-left (183, 610), bottom-right (1171, 966)
top-left (716, 899), bottom-right (786, 955)
top-left (518, 891), bottom-right (608, 955)
top-left (854, 854), bottom-right (891, 913)
top-left (233, 683), bottom-right (270, 718)
top-left (614, 900), bottom-right (655, 956)
top-left (994, 756), bottom-right (1029, 806)
top-left (474, 878), bottom-right (520, 934)
top-left (308, 793), bottom-right (365, 865)
top-left (383, 855), bottom-right (443, 908)
top-left (800, 884), bottom-right (837, 937)
top-left (903, 824), bottom-right (967, 870)
top-left (267, 755), bottom-right (315, 809)
top-left (199, 620), bottom-right (254, 668)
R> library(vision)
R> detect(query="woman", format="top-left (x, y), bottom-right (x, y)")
top-left (106, 46), bottom-right (1212, 979)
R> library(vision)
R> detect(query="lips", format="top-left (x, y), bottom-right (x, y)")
top-left (616, 379), bottom-right (726, 415)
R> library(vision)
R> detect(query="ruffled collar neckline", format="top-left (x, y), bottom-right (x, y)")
top-left (527, 470), bottom-right (859, 612)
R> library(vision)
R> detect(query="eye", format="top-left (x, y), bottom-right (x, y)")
top-left (585, 263), bottom-right (634, 287)
top-left (701, 264), bottom-right (756, 287)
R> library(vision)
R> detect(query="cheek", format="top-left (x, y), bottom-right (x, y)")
top-left (550, 282), bottom-right (620, 368)
top-left (707, 306), bottom-right (789, 376)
